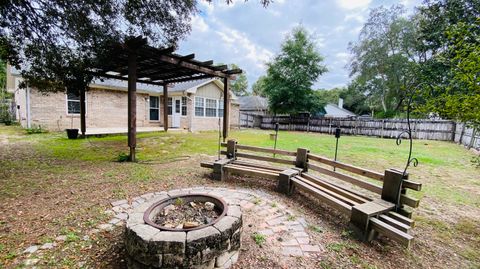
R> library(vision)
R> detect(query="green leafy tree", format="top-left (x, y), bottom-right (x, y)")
top-left (230, 64), bottom-right (249, 96)
top-left (349, 5), bottom-right (420, 114)
top-left (0, 1), bottom-right (270, 96)
top-left (252, 75), bottom-right (267, 97)
top-left (416, 0), bottom-right (480, 128)
top-left (263, 26), bottom-right (327, 114)
top-left (316, 85), bottom-right (370, 115)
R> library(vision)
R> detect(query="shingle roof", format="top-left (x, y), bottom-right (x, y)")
top-left (168, 78), bottom-right (212, 92)
top-left (238, 96), bottom-right (268, 111)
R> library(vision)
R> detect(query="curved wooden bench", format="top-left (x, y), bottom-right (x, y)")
top-left (200, 139), bottom-right (422, 247)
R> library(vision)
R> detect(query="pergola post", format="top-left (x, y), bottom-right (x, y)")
top-left (80, 87), bottom-right (86, 137)
top-left (163, 84), bottom-right (168, 132)
top-left (223, 77), bottom-right (230, 141)
top-left (127, 50), bottom-right (137, 162)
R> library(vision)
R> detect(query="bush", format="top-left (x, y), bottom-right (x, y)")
top-left (472, 155), bottom-right (480, 168)
top-left (116, 152), bottom-right (130, 162)
top-left (25, 125), bottom-right (48, 134)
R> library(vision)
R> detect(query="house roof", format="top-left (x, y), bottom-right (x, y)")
top-left (238, 96), bottom-right (268, 111)
top-left (324, 103), bottom-right (356, 117)
top-left (9, 66), bottom-right (236, 99)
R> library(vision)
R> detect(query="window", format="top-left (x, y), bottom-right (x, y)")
top-left (195, 97), bottom-right (204, 117)
top-left (167, 97), bottom-right (172, 115)
top-left (67, 89), bottom-right (80, 114)
top-left (181, 97), bottom-right (187, 116)
top-left (205, 99), bottom-right (217, 117)
top-left (149, 96), bottom-right (159, 121)
top-left (218, 99), bottom-right (224, 118)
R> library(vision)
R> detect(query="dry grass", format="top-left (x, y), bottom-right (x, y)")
top-left (0, 124), bottom-right (479, 268)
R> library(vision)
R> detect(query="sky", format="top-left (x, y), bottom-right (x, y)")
top-left (178, 0), bottom-right (421, 91)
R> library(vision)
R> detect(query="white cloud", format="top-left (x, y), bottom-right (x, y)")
top-left (335, 52), bottom-right (350, 63)
top-left (191, 16), bottom-right (209, 33)
top-left (336, 0), bottom-right (372, 10)
top-left (215, 26), bottom-right (273, 69)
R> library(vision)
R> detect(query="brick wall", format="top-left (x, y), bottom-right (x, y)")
top-left (29, 88), bottom-right (156, 131)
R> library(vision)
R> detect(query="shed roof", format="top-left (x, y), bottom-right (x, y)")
top-left (238, 96), bottom-right (268, 111)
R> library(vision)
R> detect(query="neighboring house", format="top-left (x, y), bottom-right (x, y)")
top-left (323, 99), bottom-right (356, 118)
top-left (238, 96), bottom-right (269, 115)
top-left (238, 96), bottom-right (356, 118)
top-left (5, 66), bottom-right (239, 132)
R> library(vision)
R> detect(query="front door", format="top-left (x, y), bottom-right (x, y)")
top-left (172, 97), bottom-right (181, 128)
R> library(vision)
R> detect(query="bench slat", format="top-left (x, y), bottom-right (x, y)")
top-left (296, 176), bottom-right (360, 206)
top-left (308, 153), bottom-right (384, 181)
top-left (378, 214), bottom-right (411, 233)
top-left (301, 173), bottom-right (370, 204)
top-left (308, 163), bottom-right (383, 194)
top-left (370, 218), bottom-right (413, 247)
top-left (226, 163), bottom-right (281, 174)
top-left (292, 176), bottom-right (352, 215)
top-left (400, 194), bottom-right (420, 208)
top-left (235, 152), bottom-right (296, 166)
top-left (232, 160), bottom-right (285, 172)
top-left (200, 162), bottom-right (214, 169)
top-left (223, 165), bottom-right (279, 180)
top-left (387, 211), bottom-right (415, 227)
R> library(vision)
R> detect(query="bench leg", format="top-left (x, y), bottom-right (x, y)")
top-left (213, 158), bottom-right (234, 181)
top-left (277, 169), bottom-right (299, 195)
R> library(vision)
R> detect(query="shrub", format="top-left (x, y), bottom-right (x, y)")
top-left (472, 155), bottom-right (480, 168)
top-left (116, 152), bottom-right (130, 162)
top-left (25, 125), bottom-right (48, 134)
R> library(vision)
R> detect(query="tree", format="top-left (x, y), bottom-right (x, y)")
top-left (416, 0), bottom-right (480, 127)
top-left (230, 64), bottom-right (249, 96)
top-left (251, 75), bottom-right (267, 97)
top-left (0, 0), bottom-right (271, 96)
top-left (263, 26), bottom-right (327, 114)
top-left (348, 5), bottom-right (420, 114)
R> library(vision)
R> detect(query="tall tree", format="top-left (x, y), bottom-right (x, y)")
top-left (230, 64), bottom-right (249, 96)
top-left (348, 5), bottom-right (420, 114)
top-left (416, 0), bottom-right (480, 127)
top-left (263, 26), bottom-right (327, 114)
top-left (0, 0), bottom-right (270, 95)
top-left (252, 75), bottom-right (267, 97)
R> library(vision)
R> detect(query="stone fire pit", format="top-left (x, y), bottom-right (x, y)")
top-left (125, 192), bottom-right (242, 269)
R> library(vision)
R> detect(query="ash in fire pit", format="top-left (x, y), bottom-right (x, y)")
top-left (153, 199), bottom-right (220, 229)
top-left (125, 191), bottom-right (242, 269)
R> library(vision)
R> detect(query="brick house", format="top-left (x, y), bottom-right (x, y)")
top-left (6, 66), bottom-right (240, 132)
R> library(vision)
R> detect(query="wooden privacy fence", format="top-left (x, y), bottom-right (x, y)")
top-left (201, 140), bottom-right (422, 247)
top-left (260, 116), bottom-right (456, 140)
top-left (239, 114), bottom-right (479, 150)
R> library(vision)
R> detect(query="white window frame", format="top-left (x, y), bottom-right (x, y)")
top-left (181, 96), bottom-right (187, 117)
top-left (194, 96), bottom-right (224, 118)
top-left (65, 90), bottom-right (86, 115)
top-left (149, 96), bottom-right (160, 121)
top-left (167, 97), bottom-right (173, 115)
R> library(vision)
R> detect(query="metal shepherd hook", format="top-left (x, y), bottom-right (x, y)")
top-left (273, 122), bottom-right (279, 157)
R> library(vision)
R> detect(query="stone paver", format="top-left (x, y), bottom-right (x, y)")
top-left (19, 187), bottom-right (322, 267)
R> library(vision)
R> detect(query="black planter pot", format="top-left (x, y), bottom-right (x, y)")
top-left (66, 129), bottom-right (79, 139)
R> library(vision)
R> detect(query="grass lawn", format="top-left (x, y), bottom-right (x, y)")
top-left (0, 124), bottom-right (479, 268)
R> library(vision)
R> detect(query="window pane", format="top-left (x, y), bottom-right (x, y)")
top-left (167, 97), bottom-right (172, 115)
top-left (175, 99), bottom-right (180, 113)
top-left (195, 97), bottom-right (204, 117)
top-left (195, 107), bottom-right (204, 116)
top-left (206, 99), bottom-right (216, 108)
top-left (150, 109), bottom-right (159, 121)
top-left (206, 108), bottom-right (216, 117)
top-left (181, 97), bottom-right (187, 116)
top-left (68, 101), bottom-right (80, 114)
top-left (218, 99), bottom-right (224, 118)
top-left (150, 96), bottom-right (159, 108)
top-left (67, 89), bottom-right (80, 101)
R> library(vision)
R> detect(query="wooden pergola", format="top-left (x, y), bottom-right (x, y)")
top-left (85, 36), bottom-right (242, 161)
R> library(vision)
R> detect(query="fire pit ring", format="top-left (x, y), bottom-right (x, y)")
top-left (125, 191), bottom-right (242, 269)
top-left (143, 194), bottom-right (228, 232)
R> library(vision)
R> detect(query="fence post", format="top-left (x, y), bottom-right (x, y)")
top-left (381, 119), bottom-right (385, 138)
top-left (451, 121), bottom-right (456, 141)
top-left (468, 128), bottom-right (477, 149)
